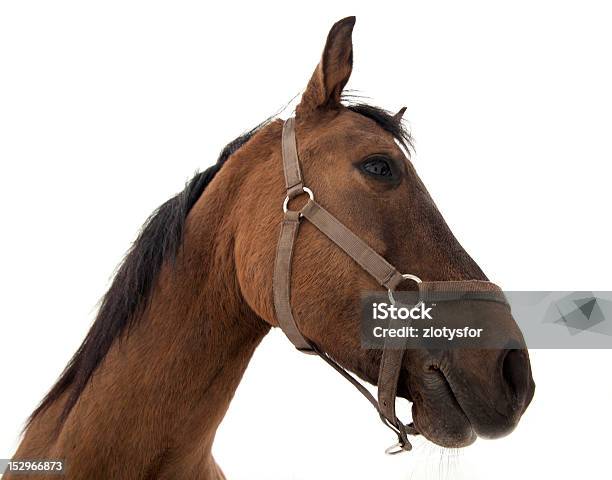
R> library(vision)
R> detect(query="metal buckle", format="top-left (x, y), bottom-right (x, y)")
top-left (387, 273), bottom-right (422, 305)
top-left (282, 187), bottom-right (314, 216)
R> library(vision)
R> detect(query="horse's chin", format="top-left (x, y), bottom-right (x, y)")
top-left (412, 404), bottom-right (476, 449)
top-left (408, 370), bottom-right (477, 448)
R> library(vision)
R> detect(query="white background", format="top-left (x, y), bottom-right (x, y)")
top-left (1, 1), bottom-right (611, 478)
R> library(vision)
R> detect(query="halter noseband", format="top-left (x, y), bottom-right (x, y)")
top-left (273, 116), bottom-right (506, 454)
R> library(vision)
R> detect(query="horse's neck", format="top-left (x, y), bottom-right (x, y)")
top-left (16, 179), bottom-right (270, 479)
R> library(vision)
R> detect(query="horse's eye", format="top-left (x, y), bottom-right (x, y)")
top-left (361, 156), bottom-right (393, 178)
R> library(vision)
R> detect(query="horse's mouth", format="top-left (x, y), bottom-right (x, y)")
top-left (406, 367), bottom-right (477, 448)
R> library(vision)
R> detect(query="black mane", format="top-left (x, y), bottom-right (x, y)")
top-left (344, 98), bottom-right (414, 152)
top-left (28, 121), bottom-right (269, 428)
top-left (28, 101), bottom-right (410, 429)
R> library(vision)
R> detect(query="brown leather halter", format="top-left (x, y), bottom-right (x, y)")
top-left (273, 116), bottom-right (507, 454)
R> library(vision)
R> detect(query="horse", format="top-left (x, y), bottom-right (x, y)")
top-left (7, 16), bottom-right (535, 479)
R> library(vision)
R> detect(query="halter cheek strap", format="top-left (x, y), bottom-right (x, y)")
top-left (273, 116), bottom-right (507, 454)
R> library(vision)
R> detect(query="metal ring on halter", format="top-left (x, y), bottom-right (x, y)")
top-left (283, 187), bottom-right (314, 215)
top-left (385, 441), bottom-right (408, 455)
top-left (387, 273), bottom-right (422, 305)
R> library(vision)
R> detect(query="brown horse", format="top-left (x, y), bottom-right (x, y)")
top-left (8, 16), bottom-right (534, 479)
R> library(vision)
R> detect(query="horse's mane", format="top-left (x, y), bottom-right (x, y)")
top-left (345, 100), bottom-right (413, 152)
top-left (28, 101), bottom-right (411, 429)
top-left (27, 120), bottom-right (270, 429)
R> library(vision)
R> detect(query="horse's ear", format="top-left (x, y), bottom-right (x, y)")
top-left (297, 16), bottom-right (356, 116)
top-left (392, 107), bottom-right (407, 123)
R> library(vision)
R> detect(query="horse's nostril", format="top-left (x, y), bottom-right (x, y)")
top-left (502, 349), bottom-right (530, 405)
